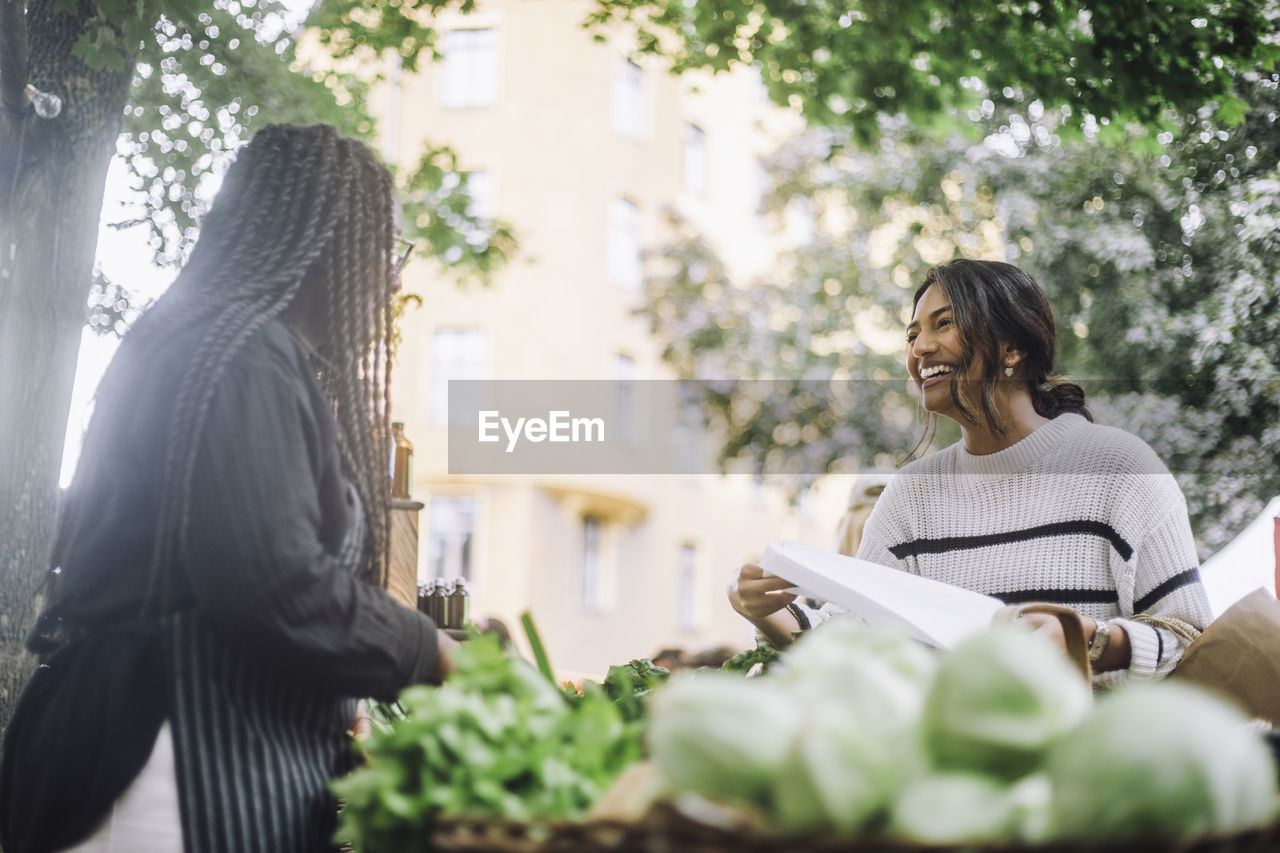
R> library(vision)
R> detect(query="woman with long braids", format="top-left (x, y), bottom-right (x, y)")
top-left (729, 259), bottom-right (1211, 687)
top-left (0, 124), bottom-right (457, 852)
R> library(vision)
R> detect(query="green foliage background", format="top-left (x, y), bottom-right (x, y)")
top-left (637, 70), bottom-right (1280, 555)
top-left (26, 0), bottom-right (1280, 587)
top-left (586, 0), bottom-right (1280, 145)
top-left (83, 0), bottom-right (516, 334)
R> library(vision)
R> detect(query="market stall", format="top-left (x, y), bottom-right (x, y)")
top-left (331, 615), bottom-right (1280, 853)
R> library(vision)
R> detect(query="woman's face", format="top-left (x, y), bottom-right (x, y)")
top-left (906, 282), bottom-right (983, 419)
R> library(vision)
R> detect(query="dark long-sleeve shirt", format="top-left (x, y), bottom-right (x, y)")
top-left (1, 317), bottom-right (438, 853)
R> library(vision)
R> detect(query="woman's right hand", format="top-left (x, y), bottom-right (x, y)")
top-left (727, 563), bottom-right (805, 649)
top-left (727, 562), bottom-right (798, 619)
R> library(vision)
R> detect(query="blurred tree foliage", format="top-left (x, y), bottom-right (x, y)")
top-left (0, 0), bottom-right (513, 736)
top-left (586, 0), bottom-right (1280, 147)
top-left (637, 72), bottom-right (1280, 554)
top-left (86, 0), bottom-right (516, 333)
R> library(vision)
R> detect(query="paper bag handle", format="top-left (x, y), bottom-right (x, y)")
top-left (993, 602), bottom-right (1092, 682)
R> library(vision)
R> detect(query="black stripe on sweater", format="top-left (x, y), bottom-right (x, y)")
top-left (888, 520), bottom-right (1134, 561)
top-left (1135, 567), bottom-right (1202, 613)
top-left (992, 588), bottom-right (1120, 606)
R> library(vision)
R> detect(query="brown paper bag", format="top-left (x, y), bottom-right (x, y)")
top-left (1169, 589), bottom-right (1280, 726)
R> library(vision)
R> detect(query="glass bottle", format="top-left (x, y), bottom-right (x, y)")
top-left (391, 421), bottom-right (413, 499)
top-left (440, 579), bottom-right (456, 629)
top-left (428, 578), bottom-right (448, 626)
top-left (442, 573), bottom-right (463, 627)
top-left (448, 578), bottom-right (470, 630)
top-left (417, 580), bottom-right (432, 616)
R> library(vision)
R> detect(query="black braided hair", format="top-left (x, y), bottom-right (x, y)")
top-left (56, 124), bottom-right (397, 617)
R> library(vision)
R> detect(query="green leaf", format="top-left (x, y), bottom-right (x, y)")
top-left (1214, 96), bottom-right (1248, 127)
top-left (583, 0), bottom-right (1279, 143)
top-left (520, 611), bottom-right (557, 685)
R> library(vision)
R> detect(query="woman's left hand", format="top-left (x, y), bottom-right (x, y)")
top-left (1016, 611), bottom-right (1068, 651)
top-left (349, 700), bottom-right (372, 740)
top-left (1016, 612), bottom-right (1129, 673)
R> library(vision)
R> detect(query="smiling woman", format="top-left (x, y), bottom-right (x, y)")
top-left (728, 259), bottom-right (1212, 691)
top-left (904, 261), bottom-right (1087, 457)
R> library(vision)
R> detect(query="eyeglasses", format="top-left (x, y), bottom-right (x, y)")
top-left (392, 237), bottom-right (416, 279)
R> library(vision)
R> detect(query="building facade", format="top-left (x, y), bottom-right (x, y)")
top-left (384, 0), bottom-right (846, 679)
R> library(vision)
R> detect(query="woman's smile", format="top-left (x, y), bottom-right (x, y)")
top-left (907, 283), bottom-right (971, 415)
top-left (918, 362), bottom-right (955, 389)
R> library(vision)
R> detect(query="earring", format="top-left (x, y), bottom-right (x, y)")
top-left (1004, 366), bottom-right (1014, 377)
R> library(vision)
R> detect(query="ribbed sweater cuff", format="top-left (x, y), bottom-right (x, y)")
top-left (1115, 618), bottom-right (1160, 680)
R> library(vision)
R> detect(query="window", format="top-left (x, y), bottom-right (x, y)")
top-left (608, 198), bottom-right (641, 290)
top-left (612, 56), bottom-right (644, 138)
top-left (426, 496), bottom-right (476, 581)
top-left (613, 354), bottom-right (635, 444)
top-left (580, 515), bottom-right (603, 609)
top-left (674, 392), bottom-right (704, 474)
top-left (431, 329), bottom-right (487, 425)
top-left (442, 28), bottom-right (500, 108)
top-left (683, 123), bottom-right (707, 194)
top-left (677, 543), bottom-right (697, 629)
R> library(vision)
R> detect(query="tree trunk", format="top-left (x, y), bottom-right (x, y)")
top-left (0, 0), bottom-right (135, 738)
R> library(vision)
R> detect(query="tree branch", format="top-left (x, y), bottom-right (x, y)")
top-left (0, 0), bottom-right (29, 117)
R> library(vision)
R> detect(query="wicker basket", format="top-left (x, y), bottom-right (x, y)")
top-left (430, 808), bottom-right (1280, 853)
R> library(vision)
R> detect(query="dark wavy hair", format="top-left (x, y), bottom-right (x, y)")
top-left (54, 124), bottom-right (398, 613)
top-left (910, 259), bottom-right (1091, 453)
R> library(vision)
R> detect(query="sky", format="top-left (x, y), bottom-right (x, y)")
top-left (60, 2), bottom-right (317, 486)
top-left (60, 156), bottom-right (177, 486)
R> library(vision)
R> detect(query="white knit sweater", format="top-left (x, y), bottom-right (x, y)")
top-left (801, 413), bottom-right (1212, 688)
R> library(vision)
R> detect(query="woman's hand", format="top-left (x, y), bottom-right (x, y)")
top-left (1015, 612), bottom-right (1131, 673)
top-left (1017, 611), bottom-right (1068, 651)
top-left (727, 563), bottom-right (804, 649)
top-left (727, 562), bottom-right (797, 619)
top-left (349, 700), bottom-right (372, 740)
top-left (432, 629), bottom-right (461, 682)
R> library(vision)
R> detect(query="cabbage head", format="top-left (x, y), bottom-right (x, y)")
top-left (771, 706), bottom-right (924, 834)
top-left (646, 672), bottom-right (801, 808)
top-left (775, 616), bottom-right (936, 724)
top-left (889, 772), bottom-right (1051, 844)
top-left (922, 625), bottom-right (1091, 780)
top-left (1045, 681), bottom-right (1279, 841)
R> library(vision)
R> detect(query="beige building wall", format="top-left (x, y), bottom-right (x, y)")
top-left (385, 0), bottom-right (849, 680)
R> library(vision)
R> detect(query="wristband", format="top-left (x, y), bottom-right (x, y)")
top-left (1087, 619), bottom-right (1112, 664)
